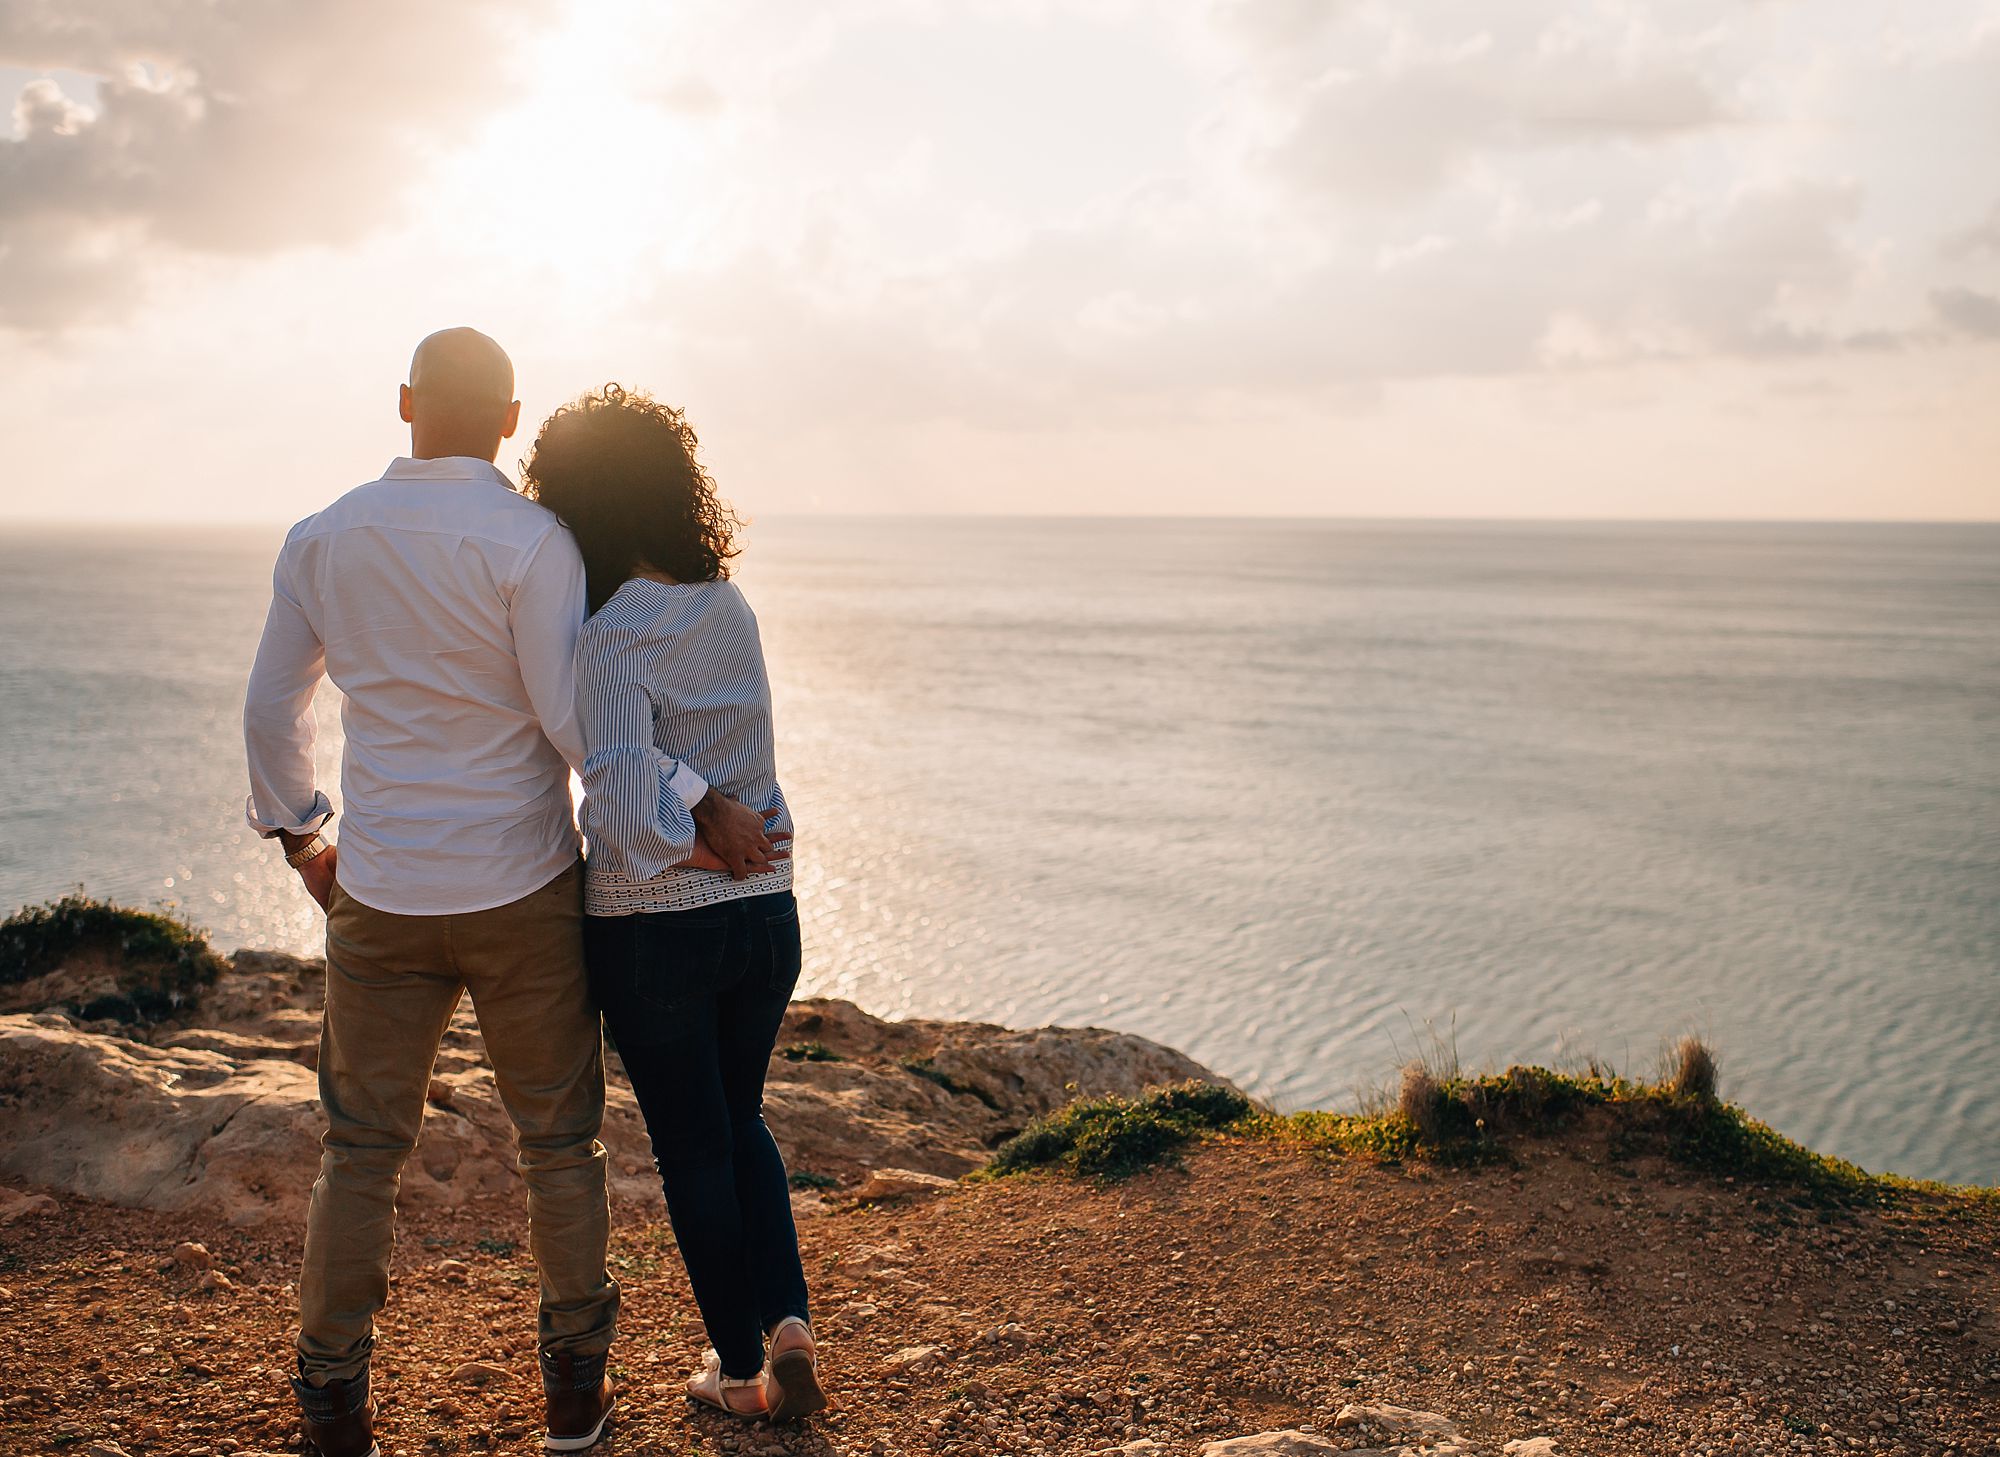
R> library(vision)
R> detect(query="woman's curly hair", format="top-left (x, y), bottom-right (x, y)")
top-left (521, 384), bottom-right (741, 613)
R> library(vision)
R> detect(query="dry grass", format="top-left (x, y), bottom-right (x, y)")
top-left (1398, 1063), bottom-right (1446, 1145)
top-left (1667, 1034), bottom-right (1720, 1101)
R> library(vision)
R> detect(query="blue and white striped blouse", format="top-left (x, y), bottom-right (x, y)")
top-left (573, 576), bottom-right (793, 915)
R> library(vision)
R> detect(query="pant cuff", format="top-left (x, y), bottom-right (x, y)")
top-left (540, 1347), bottom-right (608, 1392)
top-left (291, 1359), bottom-right (370, 1417)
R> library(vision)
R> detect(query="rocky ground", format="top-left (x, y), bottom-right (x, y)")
top-left (3, 1133), bottom-right (1996, 1457)
top-left (0, 949), bottom-right (1215, 1224)
top-left (2, 950), bottom-right (1997, 1456)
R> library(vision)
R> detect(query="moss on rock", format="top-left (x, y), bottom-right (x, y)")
top-left (1, 893), bottom-right (226, 1024)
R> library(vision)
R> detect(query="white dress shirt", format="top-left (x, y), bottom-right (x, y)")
top-left (243, 456), bottom-right (588, 916)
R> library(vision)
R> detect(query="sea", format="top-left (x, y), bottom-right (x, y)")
top-left (1, 518), bottom-right (1995, 1186)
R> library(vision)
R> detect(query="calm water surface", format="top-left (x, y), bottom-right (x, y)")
top-left (1, 518), bottom-right (1994, 1185)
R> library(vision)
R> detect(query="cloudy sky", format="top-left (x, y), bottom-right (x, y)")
top-left (2, 0), bottom-right (1997, 523)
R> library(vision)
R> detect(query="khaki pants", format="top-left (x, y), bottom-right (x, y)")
top-left (297, 861), bottom-right (618, 1382)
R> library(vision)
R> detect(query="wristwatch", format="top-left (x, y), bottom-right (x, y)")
top-left (285, 834), bottom-right (333, 869)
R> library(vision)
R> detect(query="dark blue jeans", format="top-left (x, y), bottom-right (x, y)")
top-left (585, 890), bottom-right (811, 1379)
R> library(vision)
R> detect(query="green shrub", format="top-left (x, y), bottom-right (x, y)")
top-left (0, 893), bottom-right (225, 1023)
top-left (1268, 1045), bottom-right (1983, 1207)
top-left (988, 1081), bottom-right (1255, 1181)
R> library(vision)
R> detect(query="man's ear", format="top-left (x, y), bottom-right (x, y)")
top-left (500, 399), bottom-right (522, 441)
top-left (399, 384), bottom-right (414, 424)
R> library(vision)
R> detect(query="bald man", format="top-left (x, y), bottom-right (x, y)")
top-left (243, 329), bottom-right (776, 1455)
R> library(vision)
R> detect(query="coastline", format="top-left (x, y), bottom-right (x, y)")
top-left (2, 905), bottom-right (1996, 1453)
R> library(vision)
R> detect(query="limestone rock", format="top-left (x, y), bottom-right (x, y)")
top-left (0, 1018), bottom-right (325, 1226)
top-left (0, 948), bottom-right (1233, 1223)
top-left (1334, 1403), bottom-right (1461, 1441)
top-left (155, 1027), bottom-right (314, 1066)
top-left (1504, 1441), bottom-right (1558, 1456)
top-left (1199, 1433), bottom-right (1342, 1455)
top-left (853, 1167), bottom-right (957, 1202)
top-left (0, 1187), bottom-right (59, 1225)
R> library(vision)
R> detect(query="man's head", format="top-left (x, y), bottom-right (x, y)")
top-left (399, 327), bottom-right (521, 462)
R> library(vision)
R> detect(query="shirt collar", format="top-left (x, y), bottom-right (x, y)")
top-left (382, 456), bottom-right (512, 487)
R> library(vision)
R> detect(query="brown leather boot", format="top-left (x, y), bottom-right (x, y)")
top-left (541, 1349), bottom-right (615, 1452)
top-left (289, 1363), bottom-right (379, 1457)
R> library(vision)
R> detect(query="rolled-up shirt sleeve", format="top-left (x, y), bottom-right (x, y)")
top-left (575, 618), bottom-right (710, 878)
top-left (243, 547), bottom-right (335, 838)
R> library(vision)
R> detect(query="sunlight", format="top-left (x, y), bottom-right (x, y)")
top-left (432, 9), bottom-right (711, 293)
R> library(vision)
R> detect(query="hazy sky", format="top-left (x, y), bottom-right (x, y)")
top-left (2, 0), bottom-right (1997, 523)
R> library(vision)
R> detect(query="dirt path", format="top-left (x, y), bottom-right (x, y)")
top-left (3, 1137), bottom-right (1994, 1456)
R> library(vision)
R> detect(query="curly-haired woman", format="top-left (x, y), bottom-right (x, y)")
top-left (522, 385), bottom-right (824, 1426)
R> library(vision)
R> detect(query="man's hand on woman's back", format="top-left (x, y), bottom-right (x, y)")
top-left (689, 791), bottom-right (789, 881)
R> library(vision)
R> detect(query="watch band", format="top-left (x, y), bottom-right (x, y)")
top-left (285, 835), bottom-right (332, 869)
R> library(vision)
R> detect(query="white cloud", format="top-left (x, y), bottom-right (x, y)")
top-left (1, 0), bottom-right (1997, 521)
top-left (11, 76), bottom-right (92, 136)
top-left (1933, 287), bottom-right (2000, 339)
top-left (0, 0), bottom-right (556, 326)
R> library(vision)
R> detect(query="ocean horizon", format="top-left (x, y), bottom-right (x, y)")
top-left (2, 515), bottom-right (1995, 1186)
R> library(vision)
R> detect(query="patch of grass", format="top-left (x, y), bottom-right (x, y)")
top-left (901, 1056), bottom-right (1001, 1110)
top-left (781, 1041), bottom-right (842, 1063)
top-left (789, 1170), bottom-right (838, 1190)
top-left (0, 892), bottom-right (226, 1023)
top-left (1270, 1040), bottom-right (1995, 1209)
top-left (986, 1080), bottom-right (1256, 1181)
top-left (1257, 1107), bottom-right (1424, 1163)
top-left (987, 1037), bottom-right (1996, 1211)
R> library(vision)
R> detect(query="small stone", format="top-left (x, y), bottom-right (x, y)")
top-left (172, 1242), bottom-right (215, 1271)
top-left (1505, 1440), bottom-right (1559, 1456)
top-left (199, 1269), bottom-right (233, 1292)
top-left (436, 1258), bottom-right (470, 1279)
top-left (427, 1078), bottom-right (455, 1107)
top-left (882, 1345), bottom-right (945, 1376)
top-left (853, 1168), bottom-right (957, 1202)
top-left (452, 1360), bottom-right (510, 1385)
